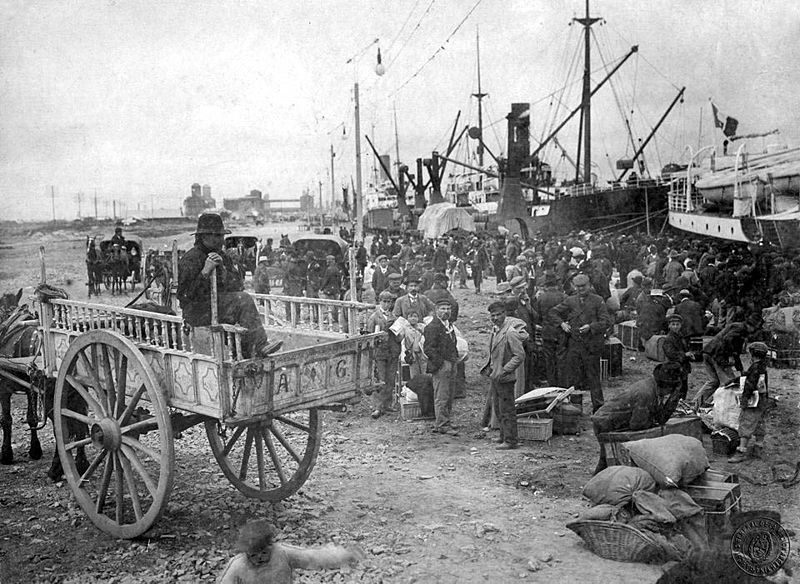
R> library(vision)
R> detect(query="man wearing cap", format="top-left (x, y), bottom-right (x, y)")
top-left (662, 314), bottom-right (693, 398)
top-left (693, 316), bottom-right (760, 408)
top-left (283, 252), bottom-right (306, 322)
top-left (549, 273), bottom-right (613, 412)
top-left (635, 278), bottom-right (666, 345)
top-left (253, 256), bottom-right (272, 295)
top-left (481, 301), bottom-right (527, 450)
top-left (663, 250), bottom-right (684, 288)
top-left (305, 252), bottom-right (324, 302)
top-left (367, 290), bottom-right (402, 419)
top-left (425, 273), bottom-right (459, 322)
top-left (371, 255), bottom-right (395, 295)
top-left (385, 272), bottom-right (405, 303)
top-left (178, 213), bottom-right (281, 358)
top-left (424, 299), bottom-right (460, 435)
top-left (591, 363), bottom-right (684, 473)
top-left (467, 239), bottom-right (490, 294)
top-left (393, 276), bottom-right (435, 319)
top-left (111, 226), bottom-right (126, 247)
top-left (534, 272), bottom-right (567, 386)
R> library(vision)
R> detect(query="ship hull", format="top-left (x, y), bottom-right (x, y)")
top-left (529, 182), bottom-right (669, 235)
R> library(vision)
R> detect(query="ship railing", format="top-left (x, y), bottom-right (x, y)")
top-left (560, 176), bottom-right (668, 198)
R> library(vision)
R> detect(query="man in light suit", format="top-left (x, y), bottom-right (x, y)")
top-left (482, 301), bottom-right (527, 450)
top-left (366, 290), bottom-right (401, 419)
top-left (549, 273), bottom-right (613, 412)
top-left (423, 299), bottom-right (460, 435)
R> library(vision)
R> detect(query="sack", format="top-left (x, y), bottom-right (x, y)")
top-left (623, 435), bottom-right (709, 488)
top-left (644, 335), bottom-right (667, 362)
top-left (712, 382), bottom-right (742, 430)
top-left (632, 491), bottom-right (677, 523)
top-left (582, 466), bottom-right (657, 506)
top-left (577, 504), bottom-right (619, 521)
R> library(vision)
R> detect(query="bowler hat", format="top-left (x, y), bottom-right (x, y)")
top-left (748, 341), bottom-right (769, 355)
top-left (193, 213), bottom-right (231, 236)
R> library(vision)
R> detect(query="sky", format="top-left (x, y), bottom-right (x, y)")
top-left (1, 0), bottom-right (799, 221)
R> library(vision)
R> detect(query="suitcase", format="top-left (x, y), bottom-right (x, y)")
top-left (614, 320), bottom-right (639, 351)
top-left (602, 338), bottom-right (623, 377)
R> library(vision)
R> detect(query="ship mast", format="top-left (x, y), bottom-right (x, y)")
top-left (472, 27), bottom-right (488, 183)
top-left (574, 0), bottom-right (600, 185)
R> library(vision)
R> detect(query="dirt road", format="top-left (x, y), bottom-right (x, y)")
top-left (0, 221), bottom-right (798, 583)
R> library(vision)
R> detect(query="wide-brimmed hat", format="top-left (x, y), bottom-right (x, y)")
top-left (193, 213), bottom-right (231, 235)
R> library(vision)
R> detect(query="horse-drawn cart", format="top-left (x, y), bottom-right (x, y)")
top-left (32, 247), bottom-right (383, 538)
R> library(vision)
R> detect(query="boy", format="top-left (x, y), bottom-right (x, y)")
top-left (662, 313), bottom-right (693, 398)
top-left (729, 342), bottom-right (770, 463)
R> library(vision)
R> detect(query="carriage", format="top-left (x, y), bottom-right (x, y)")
top-left (17, 246), bottom-right (382, 538)
top-left (96, 238), bottom-right (144, 294)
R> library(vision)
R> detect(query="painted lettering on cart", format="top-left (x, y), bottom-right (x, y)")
top-left (335, 359), bottom-right (348, 379)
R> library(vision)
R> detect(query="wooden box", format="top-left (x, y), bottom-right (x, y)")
top-left (518, 417), bottom-right (553, 442)
top-left (602, 338), bottom-right (624, 377)
top-left (691, 468), bottom-right (738, 485)
top-left (598, 416), bottom-right (704, 466)
top-left (400, 399), bottom-right (421, 421)
top-left (614, 320), bottom-right (639, 351)
top-left (684, 481), bottom-right (743, 538)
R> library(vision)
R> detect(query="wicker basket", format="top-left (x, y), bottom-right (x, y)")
top-left (517, 417), bottom-right (553, 442)
top-left (566, 520), bottom-right (662, 563)
top-left (400, 400), bottom-right (421, 421)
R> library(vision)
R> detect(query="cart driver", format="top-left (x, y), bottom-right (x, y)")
top-left (177, 213), bottom-right (282, 358)
top-left (111, 226), bottom-right (126, 247)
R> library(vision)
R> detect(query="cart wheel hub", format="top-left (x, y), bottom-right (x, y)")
top-left (91, 418), bottom-right (122, 450)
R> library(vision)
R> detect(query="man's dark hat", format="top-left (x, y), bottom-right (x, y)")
top-left (193, 213), bottom-right (231, 235)
top-left (435, 298), bottom-right (452, 307)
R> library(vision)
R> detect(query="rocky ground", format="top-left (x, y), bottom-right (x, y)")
top-left (0, 220), bottom-right (798, 583)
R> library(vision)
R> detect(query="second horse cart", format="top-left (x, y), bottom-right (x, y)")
top-left (34, 247), bottom-right (382, 538)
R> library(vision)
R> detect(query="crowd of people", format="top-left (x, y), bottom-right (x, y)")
top-left (341, 227), bottom-right (795, 458)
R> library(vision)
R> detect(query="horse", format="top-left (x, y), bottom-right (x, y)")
top-left (107, 246), bottom-right (129, 296)
top-left (0, 289), bottom-right (89, 480)
top-left (279, 233), bottom-right (291, 250)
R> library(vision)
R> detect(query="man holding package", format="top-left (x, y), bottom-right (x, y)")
top-left (481, 301), bottom-right (527, 450)
top-left (591, 363), bottom-right (684, 474)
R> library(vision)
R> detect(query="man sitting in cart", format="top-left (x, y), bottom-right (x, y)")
top-left (177, 213), bottom-right (282, 358)
top-left (110, 225), bottom-right (125, 246)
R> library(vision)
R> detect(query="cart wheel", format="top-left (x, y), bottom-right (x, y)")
top-left (204, 408), bottom-right (321, 501)
top-left (54, 330), bottom-right (174, 539)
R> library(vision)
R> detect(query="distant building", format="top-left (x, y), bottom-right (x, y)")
top-left (183, 182), bottom-right (216, 218)
top-left (223, 189), bottom-right (267, 218)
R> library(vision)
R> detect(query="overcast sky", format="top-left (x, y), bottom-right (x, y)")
top-left (1, 0), bottom-right (798, 220)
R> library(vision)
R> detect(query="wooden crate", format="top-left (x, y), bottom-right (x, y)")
top-left (598, 416), bottom-right (704, 466)
top-left (684, 481), bottom-right (743, 538)
top-left (602, 338), bottom-right (624, 376)
top-left (614, 320), bottom-right (639, 351)
top-left (400, 399), bottom-right (421, 421)
top-left (518, 417), bottom-right (553, 442)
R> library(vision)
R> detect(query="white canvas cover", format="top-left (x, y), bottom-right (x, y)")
top-left (416, 202), bottom-right (475, 239)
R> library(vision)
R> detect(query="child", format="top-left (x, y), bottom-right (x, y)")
top-left (729, 342), bottom-right (769, 463)
top-left (662, 314), bottom-right (693, 399)
top-left (400, 311), bottom-right (427, 379)
top-left (218, 520), bottom-right (363, 583)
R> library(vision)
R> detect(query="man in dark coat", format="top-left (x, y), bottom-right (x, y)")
top-left (424, 299), bottom-right (460, 435)
top-left (534, 272), bottom-right (567, 386)
top-left (591, 362), bottom-right (684, 473)
top-left (371, 255), bottom-right (395, 295)
top-left (423, 274), bottom-right (459, 322)
top-left (178, 214), bottom-right (280, 357)
top-left (673, 289), bottom-right (706, 338)
top-left (662, 314), bottom-right (693, 398)
top-left (549, 273), bottom-right (613, 412)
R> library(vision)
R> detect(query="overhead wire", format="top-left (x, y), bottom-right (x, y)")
top-left (389, 0), bottom-right (486, 98)
top-left (387, 0), bottom-right (438, 70)
top-left (386, 0), bottom-right (424, 59)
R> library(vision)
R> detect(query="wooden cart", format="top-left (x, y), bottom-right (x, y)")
top-left (34, 248), bottom-right (383, 538)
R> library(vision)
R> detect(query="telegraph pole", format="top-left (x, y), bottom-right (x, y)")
top-left (51, 186), bottom-right (56, 222)
top-left (354, 82), bottom-right (364, 241)
top-left (330, 144), bottom-right (336, 212)
top-left (94, 189), bottom-right (98, 219)
top-left (76, 192), bottom-right (83, 219)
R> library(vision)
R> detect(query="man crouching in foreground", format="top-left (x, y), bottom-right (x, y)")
top-left (591, 362), bottom-right (684, 474)
top-left (218, 520), bottom-right (364, 583)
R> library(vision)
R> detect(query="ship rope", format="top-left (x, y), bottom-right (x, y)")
top-left (387, 0), bottom-right (436, 71)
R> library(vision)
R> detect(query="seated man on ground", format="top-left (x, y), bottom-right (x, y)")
top-left (591, 362), bottom-right (684, 474)
top-left (177, 213), bottom-right (281, 358)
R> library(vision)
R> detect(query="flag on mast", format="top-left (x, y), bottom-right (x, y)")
top-left (710, 101), bottom-right (739, 138)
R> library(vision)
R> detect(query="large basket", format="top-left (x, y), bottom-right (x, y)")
top-left (566, 520), bottom-right (662, 563)
top-left (517, 417), bottom-right (553, 442)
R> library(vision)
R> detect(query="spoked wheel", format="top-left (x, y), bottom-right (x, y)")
top-left (205, 409), bottom-right (321, 501)
top-left (54, 330), bottom-right (174, 538)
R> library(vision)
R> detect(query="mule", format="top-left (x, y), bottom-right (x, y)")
top-left (0, 289), bottom-right (89, 480)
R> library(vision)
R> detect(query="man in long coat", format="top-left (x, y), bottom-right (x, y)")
top-left (549, 273), bottom-right (613, 412)
top-left (423, 299), bottom-right (460, 435)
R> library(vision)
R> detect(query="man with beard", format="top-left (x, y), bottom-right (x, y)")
top-left (178, 214), bottom-right (281, 358)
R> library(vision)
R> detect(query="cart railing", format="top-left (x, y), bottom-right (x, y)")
top-left (47, 299), bottom-right (247, 361)
top-left (251, 293), bottom-right (374, 336)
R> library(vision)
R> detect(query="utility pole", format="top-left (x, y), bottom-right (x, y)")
top-left (76, 192), bottom-right (83, 219)
top-left (330, 144), bottom-right (336, 212)
top-left (51, 186), bottom-right (55, 222)
top-left (94, 189), bottom-right (98, 219)
top-left (318, 180), bottom-right (323, 210)
top-left (113, 200), bottom-right (117, 220)
top-left (354, 82), bottom-right (364, 242)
